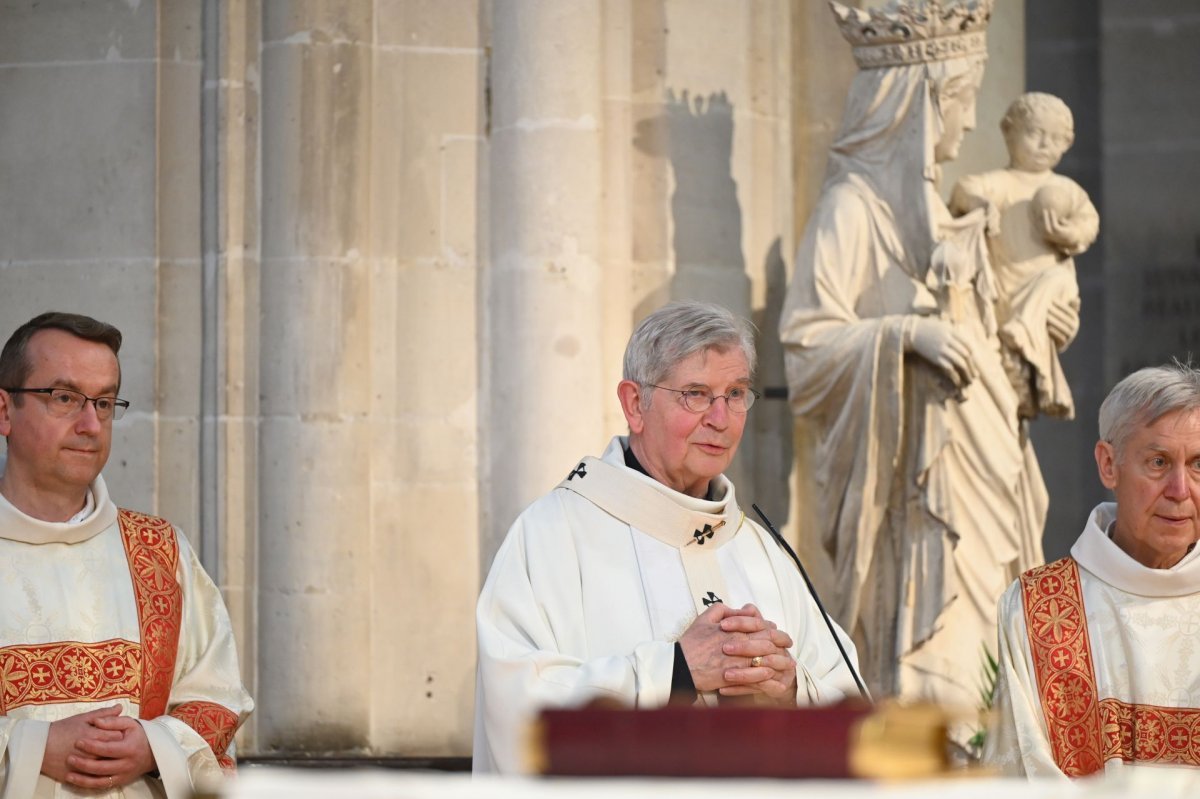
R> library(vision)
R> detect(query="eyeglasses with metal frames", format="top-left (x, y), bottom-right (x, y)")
top-left (647, 384), bottom-right (759, 414)
top-left (2, 387), bottom-right (130, 421)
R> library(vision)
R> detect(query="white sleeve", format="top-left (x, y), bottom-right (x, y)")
top-left (0, 718), bottom-right (49, 799)
top-left (474, 504), bottom-right (675, 774)
top-left (984, 585), bottom-right (1068, 779)
top-left (142, 530), bottom-right (254, 798)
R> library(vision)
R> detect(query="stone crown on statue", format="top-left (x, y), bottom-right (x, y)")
top-left (830, 0), bottom-right (993, 70)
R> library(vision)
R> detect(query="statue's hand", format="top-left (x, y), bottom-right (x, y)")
top-left (948, 189), bottom-right (1000, 236)
top-left (907, 317), bottom-right (976, 389)
top-left (1046, 296), bottom-right (1081, 350)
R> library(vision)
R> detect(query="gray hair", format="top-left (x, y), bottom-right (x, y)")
top-left (623, 301), bottom-right (756, 395)
top-left (1099, 362), bottom-right (1200, 454)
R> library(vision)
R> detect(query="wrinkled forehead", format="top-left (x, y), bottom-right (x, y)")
top-left (663, 344), bottom-right (751, 382)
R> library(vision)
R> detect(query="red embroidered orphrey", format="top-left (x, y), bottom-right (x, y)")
top-left (171, 701), bottom-right (241, 770)
top-left (118, 509), bottom-right (183, 719)
top-left (1020, 557), bottom-right (1200, 774)
top-left (119, 509), bottom-right (240, 768)
top-left (0, 640), bottom-right (142, 712)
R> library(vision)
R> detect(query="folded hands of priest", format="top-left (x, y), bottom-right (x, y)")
top-left (679, 603), bottom-right (798, 704)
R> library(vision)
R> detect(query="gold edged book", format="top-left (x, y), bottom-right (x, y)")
top-left (529, 701), bottom-right (959, 779)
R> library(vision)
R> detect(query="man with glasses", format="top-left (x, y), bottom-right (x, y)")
top-left (0, 312), bottom-right (252, 797)
top-left (474, 301), bottom-right (861, 773)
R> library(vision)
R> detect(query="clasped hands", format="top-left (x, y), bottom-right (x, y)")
top-left (41, 705), bottom-right (156, 791)
top-left (679, 603), bottom-right (797, 705)
top-left (907, 294), bottom-right (1079, 390)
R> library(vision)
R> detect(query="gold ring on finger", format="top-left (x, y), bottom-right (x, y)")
top-left (751, 656), bottom-right (764, 668)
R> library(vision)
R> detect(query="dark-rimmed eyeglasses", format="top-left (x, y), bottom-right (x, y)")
top-left (3, 387), bottom-right (130, 421)
top-left (647, 384), bottom-right (759, 414)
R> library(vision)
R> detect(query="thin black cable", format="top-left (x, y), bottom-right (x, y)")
top-left (752, 503), bottom-right (871, 702)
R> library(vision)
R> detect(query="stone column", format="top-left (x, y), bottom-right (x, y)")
top-left (249, 0), bottom-right (485, 756)
top-left (200, 0), bottom-right (264, 749)
top-left (482, 0), bottom-right (609, 565)
top-left (364, 0), bottom-right (484, 755)
top-left (256, 0), bottom-right (376, 752)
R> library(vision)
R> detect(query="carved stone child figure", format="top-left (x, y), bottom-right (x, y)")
top-left (950, 92), bottom-right (1099, 420)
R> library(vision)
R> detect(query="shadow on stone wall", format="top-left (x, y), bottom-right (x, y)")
top-left (663, 89), bottom-right (745, 301)
top-left (752, 237), bottom-right (794, 527)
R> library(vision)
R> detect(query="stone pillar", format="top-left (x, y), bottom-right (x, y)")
top-left (364, 0), bottom-right (483, 756)
top-left (200, 0), bottom-right (264, 748)
top-left (250, 0), bottom-right (484, 756)
top-left (255, 0), bottom-right (376, 752)
top-left (156, 2), bottom-right (206, 546)
top-left (482, 0), bottom-right (609, 565)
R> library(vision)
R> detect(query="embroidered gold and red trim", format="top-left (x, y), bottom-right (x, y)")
top-left (1021, 557), bottom-right (1200, 773)
top-left (0, 639), bottom-right (141, 712)
top-left (170, 700), bottom-right (241, 771)
top-left (118, 509), bottom-right (182, 719)
top-left (1020, 557), bottom-right (1103, 776)
top-left (1100, 699), bottom-right (1200, 767)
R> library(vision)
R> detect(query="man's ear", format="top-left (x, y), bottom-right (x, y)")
top-left (1095, 439), bottom-right (1118, 491)
top-left (0, 390), bottom-right (12, 438)
top-left (617, 380), bottom-right (646, 435)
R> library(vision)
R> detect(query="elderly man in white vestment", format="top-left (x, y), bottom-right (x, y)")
top-left (474, 301), bottom-right (862, 774)
top-left (987, 363), bottom-right (1200, 777)
top-left (0, 312), bottom-right (253, 798)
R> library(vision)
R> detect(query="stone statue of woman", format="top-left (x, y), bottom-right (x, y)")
top-left (779, 0), bottom-right (1062, 723)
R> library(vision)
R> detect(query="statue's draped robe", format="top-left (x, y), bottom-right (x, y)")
top-left (779, 58), bottom-right (1047, 710)
top-left (0, 470), bottom-right (252, 798)
top-left (987, 503), bottom-right (1200, 777)
top-left (473, 437), bottom-right (861, 774)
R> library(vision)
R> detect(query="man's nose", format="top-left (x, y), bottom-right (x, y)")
top-left (74, 400), bottom-right (104, 432)
top-left (1164, 464), bottom-right (1190, 501)
top-left (703, 396), bottom-right (730, 427)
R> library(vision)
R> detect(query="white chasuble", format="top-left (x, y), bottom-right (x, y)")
top-left (0, 470), bottom-right (253, 798)
top-left (986, 503), bottom-right (1200, 778)
top-left (473, 437), bottom-right (862, 774)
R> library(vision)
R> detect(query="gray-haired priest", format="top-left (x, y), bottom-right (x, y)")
top-left (986, 363), bottom-right (1200, 778)
top-left (473, 301), bottom-right (862, 774)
